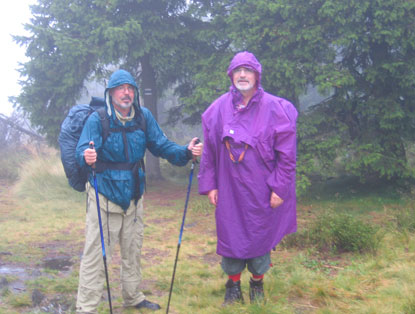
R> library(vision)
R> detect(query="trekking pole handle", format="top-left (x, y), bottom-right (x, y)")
top-left (89, 141), bottom-right (96, 172)
top-left (192, 138), bottom-right (201, 163)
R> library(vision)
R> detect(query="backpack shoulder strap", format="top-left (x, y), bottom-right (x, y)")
top-left (95, 107), bottom-right (110, 143)
top-left (135, 107), bottom-right (147, 135)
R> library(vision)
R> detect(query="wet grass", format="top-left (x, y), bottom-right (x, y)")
top-left (1, 147), bottom-right (415, 313)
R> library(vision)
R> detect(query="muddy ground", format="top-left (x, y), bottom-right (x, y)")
top-left (0, 179), bottom-right (219, 313)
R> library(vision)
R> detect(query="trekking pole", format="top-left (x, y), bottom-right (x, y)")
top-left (89, 142), bottom-right (113, 314)
top-left (166, 139), bottom-right (200, 314)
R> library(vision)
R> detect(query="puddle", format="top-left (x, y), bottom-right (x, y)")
top-left (0, 256), bottom-right (73, 295)
top-left (0, 266), bottom-right (27, 276)
top-left (0, 266), bottom-right (31, 293)
top-left (0, 261), bottom-right (75, 312)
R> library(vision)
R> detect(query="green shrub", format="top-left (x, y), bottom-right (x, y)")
top-left (312, 211), bottom-right (383, 253)
top-left (282, 210), bottom-right (383, 254)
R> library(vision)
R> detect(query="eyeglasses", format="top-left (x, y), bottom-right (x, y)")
top-left (114, 85), bottom-right (135, 93)
top-left (232, 67), bottom-right (254, 74)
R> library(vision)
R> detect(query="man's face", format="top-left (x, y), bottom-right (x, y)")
top-left (232, 66), bottom-right (257, 92)
top-left (110, 84), bottom-right (135, 110)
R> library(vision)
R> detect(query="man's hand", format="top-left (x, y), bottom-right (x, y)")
top-left (84, 141), bottom-right (97, 166)
top-left (270, 191), bottom-right (283, 208)
top-left (188, 137), bottom-right (203, 158)
top-left (208, 189), bottom-right (218, 206)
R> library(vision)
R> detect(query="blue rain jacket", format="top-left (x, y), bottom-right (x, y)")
top-left (76, 70), bottom-right (191, 210)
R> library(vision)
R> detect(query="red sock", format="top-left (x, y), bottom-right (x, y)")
top-left (252, 274), bottom-right (264, 281)
top-left (229, 273), bottom-right (241, 282)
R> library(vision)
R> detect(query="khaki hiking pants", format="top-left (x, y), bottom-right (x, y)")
top-left (76, 183), bottom-right (145, 314)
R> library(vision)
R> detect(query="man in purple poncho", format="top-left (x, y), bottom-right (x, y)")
top-left (198, 51), bottom-right (297, 305)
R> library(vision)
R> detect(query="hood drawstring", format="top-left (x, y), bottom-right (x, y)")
top-left (105, 93), bottom-right (112, 117)
top-left (225, 140), bottom-right (249, 164)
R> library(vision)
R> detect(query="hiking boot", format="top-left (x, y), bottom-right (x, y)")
top-left (249, 278), bottom-right (265, 303)
top-left (134, 299), bottom-right (161, 311)
top-left (223, 279), bottom-right (244, 306)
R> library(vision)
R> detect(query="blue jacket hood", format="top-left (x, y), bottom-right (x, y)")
top-left (105, 69), bottom-right (140, 117)
top-left (106, 69), bottom-right (139, 90)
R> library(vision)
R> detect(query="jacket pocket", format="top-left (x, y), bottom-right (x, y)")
top-left (99, 170), bottom-right (133, 208)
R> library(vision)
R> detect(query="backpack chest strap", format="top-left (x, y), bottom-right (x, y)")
top-left (95, 160), bottom-right (145, 202)
top-left (95, 160), bottom-right (136, 172)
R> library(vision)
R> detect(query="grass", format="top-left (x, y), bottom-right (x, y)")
top-left (1, 146), bottom-right (415, 313)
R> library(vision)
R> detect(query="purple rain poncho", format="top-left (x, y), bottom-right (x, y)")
top-left (198, 51), bottom-right (298, 259)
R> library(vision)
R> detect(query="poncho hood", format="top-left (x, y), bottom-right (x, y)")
top-left (227, 51), bottom-right (262, 87)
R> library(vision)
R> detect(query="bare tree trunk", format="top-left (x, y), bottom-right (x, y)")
top-left (0, 114), bottom-right (45, 141)
top-left (140, 54), bottom-right (163, 181)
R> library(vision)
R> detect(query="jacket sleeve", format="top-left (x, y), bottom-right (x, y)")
top-left (197, 113), bottom-right (217, 195)
top-left (266, 101), bottom-right (297, 201)
top-left (143, 108), bottom-right (191, 166)
top-left (75, 112), bottom-right (103, 169)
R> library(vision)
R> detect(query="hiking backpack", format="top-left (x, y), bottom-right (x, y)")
top-left (58, 97), bottom-right (109, 192)
top-left (59, 97), bottom-right (147, 192)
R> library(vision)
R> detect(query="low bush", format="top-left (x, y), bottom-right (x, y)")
top-left (283, 210), bottom-right (383, 254)
top-left (314, 211), bottom-right (383, 253)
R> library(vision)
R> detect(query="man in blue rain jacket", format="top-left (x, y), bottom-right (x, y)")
top-left (75, 69), bottom-right (202, 313)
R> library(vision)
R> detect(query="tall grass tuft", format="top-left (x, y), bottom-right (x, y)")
top-left (13, 146), bottom-right (84, 203)
top-left (0, 146), bottom-right (33, 182)
top-left (394, 205), bottom-right (415, 232)
top-left (403, 297), bottom-right (415, 314)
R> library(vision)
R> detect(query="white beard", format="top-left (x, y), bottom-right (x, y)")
top-left (235, 81), bottom-right (255, 91)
